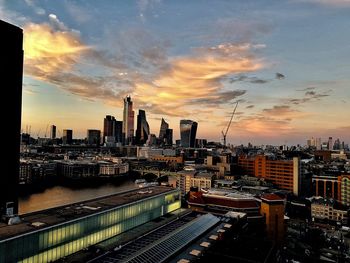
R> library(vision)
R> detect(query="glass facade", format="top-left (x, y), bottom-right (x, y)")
top-left (0, 190), bottom-right (180, 263)
top-left (180, 120), bottom-right (198, 148)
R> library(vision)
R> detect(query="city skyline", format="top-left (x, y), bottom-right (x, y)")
top-left (2, 1), bottom-right (350, 144)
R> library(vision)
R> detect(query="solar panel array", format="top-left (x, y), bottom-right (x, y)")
top-left (96, 213), bottom-right (219, 263)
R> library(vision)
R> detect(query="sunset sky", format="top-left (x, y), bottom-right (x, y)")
top-left (2, 0), bottom-right (350, 145)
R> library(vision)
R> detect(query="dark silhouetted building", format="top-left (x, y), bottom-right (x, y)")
top-left (0, 20), bottom-right (23, 217)
top-left (50, 125), bottom-right (56, 139)
top-left (103, 115), bottom-right (123, 144)
top-left (165, 128), bottom-right (173, 145)
top-left (115, 120), bottom-right (123, 143)
top-left (159, 118), bottom-right (169, 141)
top-left (87, 129), bottom-right (101, 145)
top-left (180, 120), bottom-right (198, 148)
top-left (62, 129), bottom-right (73, 145)
top-left (135, 109), bottom-right (150, 145)
top-left (103, 115), bottom-right (115, 139)
top-left (123, 96), bottom-right (134, 144)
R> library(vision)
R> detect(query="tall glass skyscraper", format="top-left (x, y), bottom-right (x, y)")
top-left (180, 120), bottom-right (198, 148)
top-left (123, 96), bottom-right (134, 144)
top-left (135, 110), bottom-right (150, 145)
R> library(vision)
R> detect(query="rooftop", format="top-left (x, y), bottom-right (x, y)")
top-left (0, 186), bottom-right (175, 241)
top-left (261, 193), bottom-right (285, 203)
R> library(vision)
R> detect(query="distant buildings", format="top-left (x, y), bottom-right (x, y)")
top-left (180, 120), bottom-right (198, 148)
top-left (50, 125), bottom-right (56, 139)
top-left (158, 118), bottom-right (173, 146)
top-left (103, 115), bottom-right (123, 145)
top-left (87, 129), bottom-right (101, 145)
top-left (1, 20), bottom-right (23, 217)
top-left (135, 109), bottom-right (150, 145)
top-left (328, 137), bottom-right (333, 150)
top-left (164, 128), bottom-right (173, 146)
top-left (62, 129), bottom-right (73, 145)
top-left (159, 118), bottom-right (169, 141)
top-left (123, 95), bottom-right (134, 144)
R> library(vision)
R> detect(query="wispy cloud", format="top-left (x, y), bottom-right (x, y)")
top-left (229, 75), bottom-right (270, 84)
top-left (24, 0), bottom-right (46, 15)
top-left (133, 43), bottom-right (263, 116)
top-left (295, 0), bottom-right (350, 7)
top-left (287, 88), bottom-right (332, 105)
top-left (24, 22), bottom-right (89, 77)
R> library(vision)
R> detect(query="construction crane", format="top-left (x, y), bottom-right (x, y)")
top-left (221, 101), bottom-right (239, 149)
top-left (36, 128), bottom-right (41, 138)
top-left (44, 124), bottom-right (49, 138)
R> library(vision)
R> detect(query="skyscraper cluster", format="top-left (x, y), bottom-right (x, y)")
top-left (37, 95), bottom-right (198, 148)
top-left (100, 95), bottom-right (199, 148)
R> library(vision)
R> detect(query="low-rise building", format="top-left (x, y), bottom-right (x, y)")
top-left (99, 162), bottom-right (129, 176)
top-left (191, 172), bottom-right (214, 191)
top-left (187, 189), bottom-right (261, 218)
top-left (311, 197), bottom-right (348, 223)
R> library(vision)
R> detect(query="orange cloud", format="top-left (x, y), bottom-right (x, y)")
top-left (23, 23), bottom-right (89, 79)
top-left (134, 43), bottom-right (263, 117)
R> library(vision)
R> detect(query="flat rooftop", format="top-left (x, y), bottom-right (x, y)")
top-left (0, 186), bottom-right (176, 241)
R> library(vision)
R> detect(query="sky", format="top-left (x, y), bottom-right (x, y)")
top-left (2, 0), bottom-right (350, 145)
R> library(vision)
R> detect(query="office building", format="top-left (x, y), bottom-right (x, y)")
top-left (135, 109), bottom-right (150, 145)
top-left (103, 115), bottom-right (116, 138)
top-left (328, 137), bottom-right (333, 150)
top-left (176, 170), bottom-right (197, 196)
top-left (50, 125), bottom-right (56, 139)
top-left (123, 96), bottom-right (134, 144)
top-left (103, 116), bottom-right (123, 144)
top-left (316, 137), bottom-right (322, 150)
top-left (340, 174), bottom-right (350, 206)
top-left (87, 129), bottom-right (101, 146)
top-left (180, 120), bottom-right (198, 148)
top-left (159, 118), bottom-right (169, 142)
top-left (312, 175), bottom-right (340, 200)
top-left (190, 172), bottom-right (214, 191)
top-left (165, 128), bottom-right (173, 145)
top-left (62, 129), bottom-right (73, 145)
top-left (0, 187), bottom-right (181, 263)
top-left (0, 20), bottom-right (23, 217)
top-left (238, 155), bottom-right (302, 195)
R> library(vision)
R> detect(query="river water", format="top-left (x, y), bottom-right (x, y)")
top-left (18, 180), bottom-right (136, 214)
